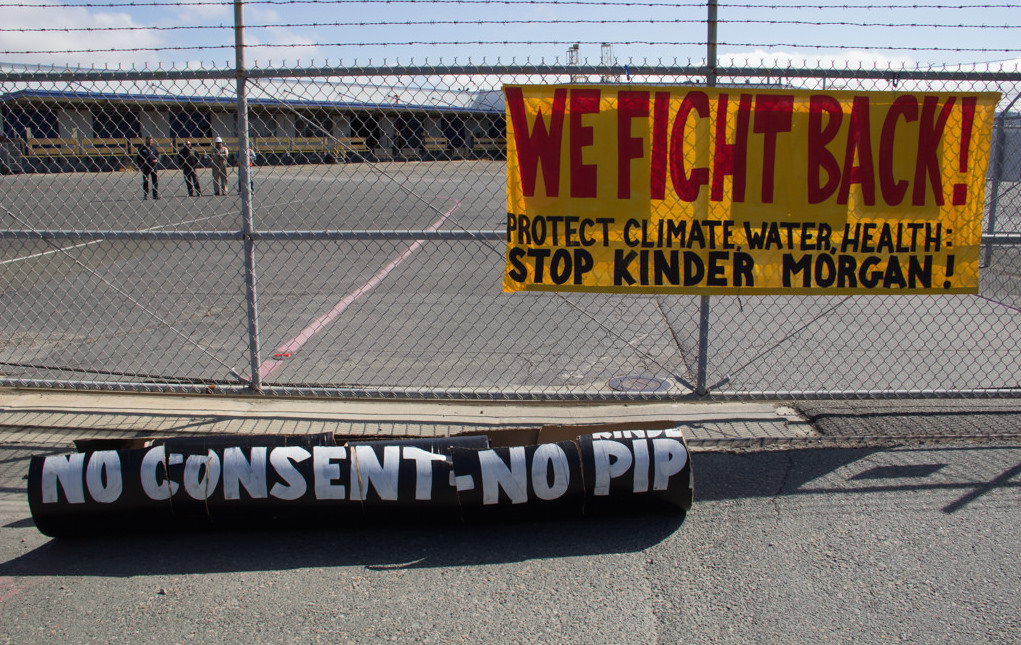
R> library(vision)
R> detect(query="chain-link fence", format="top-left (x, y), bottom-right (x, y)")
top-left (1, 63), bottom-right (1020, 400)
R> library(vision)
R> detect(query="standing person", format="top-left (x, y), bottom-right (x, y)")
top-left (136, 135), bottom-right (160, 200)
top-left (177, 139), bottom-right (201, 197)
top-left (211, 136), bottom-right (229, 196)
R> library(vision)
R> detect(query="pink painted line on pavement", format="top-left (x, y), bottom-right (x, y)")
top-left (258, 200), bottom-right (461, 381)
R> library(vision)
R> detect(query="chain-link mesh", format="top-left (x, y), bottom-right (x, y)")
top-left (2, 64), bottom-right (1021, 399)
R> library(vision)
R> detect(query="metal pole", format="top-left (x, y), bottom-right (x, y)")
top-left (235, 0), bottom-right (262, 391)
top-left (706, 0), bottom-right (718, 87)
top-left (696, 0), bottom-right (719, 396)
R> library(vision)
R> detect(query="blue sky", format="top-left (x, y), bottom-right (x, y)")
top-left (0, 0), bottom-right (1018, 71)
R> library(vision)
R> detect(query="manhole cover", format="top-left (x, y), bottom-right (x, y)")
top-left (608, 375), bottom-right (671, 392)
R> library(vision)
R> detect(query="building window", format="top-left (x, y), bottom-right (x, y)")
top-left (397, 115), bottom-right (423, 148)
top-left (486, 115), bottom-right (506, 139)
top-left (441, 116), bottom-right (466, 147)
top-left (170, 111), bottom-right (211, 139)
top-left (249, 112), bottom-right (276, 137)
top-left (350, 113), bottom-right (379, 148)
top-left (3, 107), bottom-right (59, 139)
top-left (296, 111), bottom-right (332, 138)
top-left (92, 108), bottom-right (140, 139)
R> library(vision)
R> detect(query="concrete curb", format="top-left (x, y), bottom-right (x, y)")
top-left (0, 388), bottom-right (811, 445)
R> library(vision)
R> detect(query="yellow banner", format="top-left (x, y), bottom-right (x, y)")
top-left (503, 85), bottom-right (999, 295)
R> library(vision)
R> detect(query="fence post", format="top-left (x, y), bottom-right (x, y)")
top-left (695, 0), bottom-right (719, 396)
top-left (706, 0), bottom-right (718, 87)
top-left (235, 0), bottom-right (262, 392)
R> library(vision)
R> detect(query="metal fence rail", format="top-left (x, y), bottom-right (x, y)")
top-left (2, 63), bottom-right (1021, 400)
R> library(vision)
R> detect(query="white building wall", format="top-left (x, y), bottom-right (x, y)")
top-left (58, 108), bottom-right (93, 139)
top-left (248, 111), bottom-right (276, 137)
top-left (139, 110), bottom-right (169, 138)
top-left (377, 116), bottom-right (395, 159)
top-left (423, 117), bottom-right (442, 139)
top-left (277, 113), bottom-right (297, 137)
top-left (467, 117), bottom-right (487, 138)
top-left (333, 115), bottom-right (351, 138)
top-left (210, 112), bottom-right (235, 139)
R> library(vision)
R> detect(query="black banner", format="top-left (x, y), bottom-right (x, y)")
top-left (27, 430), bottom-right (692, 536)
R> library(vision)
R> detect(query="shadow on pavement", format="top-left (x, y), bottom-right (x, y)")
top-left (0, 512), bottom-right (685, 578)
top-left (694, 444), bottom-right (1021, 516)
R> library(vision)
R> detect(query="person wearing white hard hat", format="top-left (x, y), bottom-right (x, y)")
top-left (211, 136), bottom-right (229, 196)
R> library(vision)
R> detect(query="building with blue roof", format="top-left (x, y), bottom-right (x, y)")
top-left (0, 86), bottom-right (506, 173)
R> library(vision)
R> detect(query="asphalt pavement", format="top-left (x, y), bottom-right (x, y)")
top-left (1, 389), bottom-right (1019, 643)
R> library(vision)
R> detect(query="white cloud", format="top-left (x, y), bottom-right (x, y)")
top-left (244, 28), bottom-right (324, 68)
top-left (174, 2), bottom-right (232, 23)
top-left (246, 7), bottom-right (282, 24)
top-left (0, 3), bottom-right (166, 68)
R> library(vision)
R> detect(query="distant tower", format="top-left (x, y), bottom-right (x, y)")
top-left (568, 43), bottom-right (583, 83)
top-left (600, 42), bottom-right (619, 83)
top-left (600, 43), bottom-right (614, 65)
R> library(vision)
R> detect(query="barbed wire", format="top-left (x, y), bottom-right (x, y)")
top-left (4, 20), bottom-right (700, 33)
top-left (2, 0), bottom-right (1017, 8)
top-left (4, 0), bottom-right (1015, 65)
top-left (2, 18), bottom-right (1019, 33)
top-left (4, 40), bottom-right (1019, 56)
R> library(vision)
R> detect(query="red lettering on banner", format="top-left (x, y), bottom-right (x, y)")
top-left (913, 95), bottom-right (955, 206)
top-left (954, 96), bottom-right (977, 205)
top-left (507, 87), bottom-right (983, 211)
top-left (570, 89), bottom-right (600, 198)
top-left (753, 94), bottom-right (794, 204)
top-left (837, 96), bottom-right (876, 206)
top-left (650, 92), bottom-right (671, 200)
top-left (807, 94), bottom-right (843, 204)
top-left (670, 91), bottom-right (710, 202)
top-left (711, 93), bottom-right (752, 202)
top-left (879, 95), bottom-right (917, 206)
top-left (617, 91), bottom-right (649, 200)
top-left (506, 86), bottom-right (567, 197)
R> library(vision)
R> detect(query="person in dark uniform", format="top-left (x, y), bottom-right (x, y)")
top-left (177, 139), bottom-right (201, 197)
top-left (136, 135), bottom-right (160, 200)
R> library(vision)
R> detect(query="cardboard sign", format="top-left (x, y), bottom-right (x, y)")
top-left (504, 85), bottom-right (1000, 295)
top-left (27, 428), bottom-right (693, 536)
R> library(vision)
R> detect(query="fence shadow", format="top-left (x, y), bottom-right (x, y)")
top-left (692, 444), bottom-right (1021, 516)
